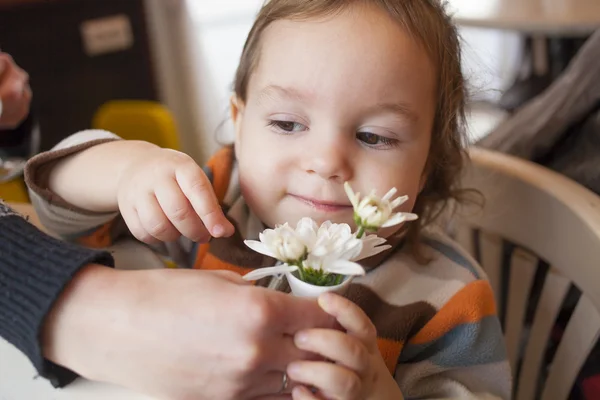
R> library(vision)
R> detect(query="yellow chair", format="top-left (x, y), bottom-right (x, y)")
top-left (0, 178), bottom-right (28, 203)
top-left (0, 159), bottom-right (29, 203)
top-left (92, 100), bottom-right (181, 150)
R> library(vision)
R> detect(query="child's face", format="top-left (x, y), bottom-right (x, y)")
top-left (232, 4), bottom-right (436, 235)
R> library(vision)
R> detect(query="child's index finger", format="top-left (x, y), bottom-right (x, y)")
top-left (174, 161), bottom-right (234, 237)
top-left (318, 293), bottom-right (377, 348)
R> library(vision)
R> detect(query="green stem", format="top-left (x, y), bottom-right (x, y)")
top-left (356, 226), bottom-right (365, 239)
top-left (297, 265), bottom-right (306, 281)
top-left (334, 274), bottom-right (344, 285)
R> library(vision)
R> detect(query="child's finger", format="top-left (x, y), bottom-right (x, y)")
top-left (175, 161), bottom-right (234, 238)
top-left (136, 193), bottom-right (181, 242)
top-left (287, 361), bottom-right (362, 400)
top-left (294, 329), bottom-right (369, 376)
top-left (154, 178), bottom-right (211, 243)
top-left (318, 293), bottom-right (377, 350)
top-left (121, 204), bottom-right (161, 245)
top-left (291, 385), bottom-right (321, 400)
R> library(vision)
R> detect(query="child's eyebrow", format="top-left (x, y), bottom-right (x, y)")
top-left (368, 102), bottom-right (419, 123)
top-left (257, 84), bottom-right (418, 122)
top-left (258, 85), bottom-right (310, 104)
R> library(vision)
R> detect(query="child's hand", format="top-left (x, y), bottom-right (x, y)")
top-left (287, 292), bottom-right (402, 400)
top-left (117, 147), bottom-right (234, 244)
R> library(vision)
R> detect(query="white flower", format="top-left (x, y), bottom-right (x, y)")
top-left (311, 221), bottom-right (390, 261)
top-left (244, 217), bottom-right (391, 267)
top-left (358, 234), bottom-right (392, 260)
top-left (244, 223), bottom-right (307, 263)
top-left (241, 264), bottom-right (299, 281)
top-left (312, 221), bottom-right (362, 260)
top-left (302, 252), bottom-right (366, 276)
top-left (344, 182), bottom-right (418, 231)
top-left (243, 217), bottom-right (392, 284)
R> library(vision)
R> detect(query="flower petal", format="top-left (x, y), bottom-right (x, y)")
top-left (244, 240), bottom-right (277, 258)
top-left (362, 234), bottom-right (388, 246)
top-left (390, 195), bottom-right (409, 210)
top-left (379, 214), bottom-right (405, 228)
top-left (344, 182), bottom-right (359, 208)
top-left (382, 187), bottom-right (398, 202)
top-left (357, 204), bottom-right (378, 221)
top-left (242, 265), bottom-right (298, 281)
top-left (380, 212), bottom-right (418, 228)
top-left (403, 212), bottom-right (419, 221)
top-left (324, 260), bottom-right (366, 276)
top-left (354, 235), bottom-right (390, 260)
top-left (333, 239), bottom-right (363, 261)
top-left (357, 243), bottom-right (391, 260)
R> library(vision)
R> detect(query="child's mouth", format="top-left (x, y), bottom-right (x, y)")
top-left (290, 194), bottom-right (352, 212)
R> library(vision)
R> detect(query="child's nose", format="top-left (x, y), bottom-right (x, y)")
top-left (301, 138), bottom-right (352, 183)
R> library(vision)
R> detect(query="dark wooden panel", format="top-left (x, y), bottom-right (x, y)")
top-left (0, 0), bottom-right (158, 151)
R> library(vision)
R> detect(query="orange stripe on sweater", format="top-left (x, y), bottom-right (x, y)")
top-left (196, 251), bottom-right (254, 277)
top-left (206, 146), bottom-right (234, 204)
top-left (409, 280), bottom-right (497, 345)
top-left (193, 243), bottom-right (210, 269)
top-left (76, 220), bottom-right (115, 248)
top-left (377, 338), bottom-right (404, 374)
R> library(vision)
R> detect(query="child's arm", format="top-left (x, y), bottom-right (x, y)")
top-left (288, 286), bottom-right (511, 400)
top-left (25, 130), bottom-right (124, 245)
top-left (25, 130), bottom-right (234, 247)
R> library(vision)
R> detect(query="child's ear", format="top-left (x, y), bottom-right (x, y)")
top-left (230, 96), bottom-right (244, 132)
top-left (230, 95), bottom-right (245, 151)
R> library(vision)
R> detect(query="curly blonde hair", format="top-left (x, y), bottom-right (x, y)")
top-left (233, 0), bottom-right (471, 262)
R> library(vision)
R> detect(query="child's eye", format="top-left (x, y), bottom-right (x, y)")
top-left (268, 120), bottom-right (307, 133)
top-left (356, 131), bottom-right (398, 148)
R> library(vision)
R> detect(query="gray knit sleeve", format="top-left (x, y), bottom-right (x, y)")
top-left (0, 201), bottom-right (114, 387)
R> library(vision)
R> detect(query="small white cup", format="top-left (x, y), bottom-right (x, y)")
top-left (285, 271), bottom-right (352, 298)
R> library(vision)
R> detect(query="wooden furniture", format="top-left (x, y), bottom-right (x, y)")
top-left (455, 147), bottom-right (600, 400)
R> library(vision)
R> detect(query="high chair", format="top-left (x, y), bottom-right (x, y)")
top-left (454, 147), bottom-right (600, 400)
top-left (92, 100), bottom-right (181, 150)
top-left (0, 178), bottom-right (28, 203)
top-left (0, 159), bottom-right (28, 203)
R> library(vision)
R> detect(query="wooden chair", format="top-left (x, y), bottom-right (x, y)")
top-left (454, 147), bottom-right (600, 400)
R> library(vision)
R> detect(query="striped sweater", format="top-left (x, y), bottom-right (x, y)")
top-left (25, 130), bottom-right (512, 399)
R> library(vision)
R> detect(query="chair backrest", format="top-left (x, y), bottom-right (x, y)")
top-left (0, 159), bottom-right (28, 203)
top-left (92, 100), bottom-right (181, 150)
top-left (454, 147), bottom-right (600, 400)
top-left (0, 178), bottom-right (29, 203)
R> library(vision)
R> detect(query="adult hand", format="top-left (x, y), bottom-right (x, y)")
top-left (0, 52), bottom-right (31, 129)
top-left (42, 265), bottom-right (335, 400)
